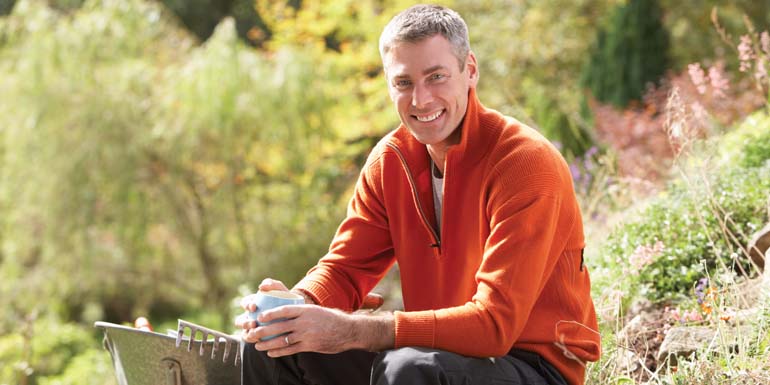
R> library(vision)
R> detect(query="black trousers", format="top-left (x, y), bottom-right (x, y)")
top-left (241, 343), bottom-right (567, 385)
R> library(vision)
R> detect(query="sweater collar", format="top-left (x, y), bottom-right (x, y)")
top-left (446, 86), bottom-right (487, 168)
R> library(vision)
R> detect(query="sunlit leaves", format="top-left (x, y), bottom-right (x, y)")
top-left (0, 0), bottom-right (368, 329)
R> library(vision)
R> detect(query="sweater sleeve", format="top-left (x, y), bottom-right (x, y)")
top-left (394, 169), bottom-right (577, 358)
top-left (294, 150), bottom-right (396, 311)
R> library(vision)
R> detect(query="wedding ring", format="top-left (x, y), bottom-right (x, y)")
top-left (284, 335), bottom-right (291, 346)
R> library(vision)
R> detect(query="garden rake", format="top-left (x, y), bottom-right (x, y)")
top-left (174, 319), bottom-right (242, 367)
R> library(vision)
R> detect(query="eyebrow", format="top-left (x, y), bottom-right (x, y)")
top-left (422, 65), bottom-right (448, 75)
top-left (392, 65), bottom-right (449, 80)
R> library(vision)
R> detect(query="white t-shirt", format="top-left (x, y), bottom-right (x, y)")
top-left (431, 160), bottom-right (444, 232)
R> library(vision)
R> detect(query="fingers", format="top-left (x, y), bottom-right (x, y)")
top-left (242, 328), bottom-right (259, 343)
top-left (258, 278), bottom-right (289, 292)
top-left (252, 323), bottom-right (308, 357)
top-left (239, 294), bottom-right (258, 312)
top-left (238, 278), bottom-right (296, 345)
top-left (255, 304), bottom-right (305, 324)
top-left (245, 319), bottom-right (299, 349)
top-left (242, 323), bottom-right (280, 344)
top-left (253, 331), bottom-right (297, 352)
top-left (241, 307), bottom-right (303, 341)
top-left (234, 312), bottom-right (257, 329)
top-left (239, 278), bottom-right (292, 315)
top-left (259, 334), bottom-right (305, 358)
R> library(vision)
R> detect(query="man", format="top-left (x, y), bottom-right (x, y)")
top-left (236, 4), bottom-right (600, 385)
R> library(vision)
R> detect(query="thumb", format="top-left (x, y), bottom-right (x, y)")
top-left (258, 278), bottom-right (289, 292)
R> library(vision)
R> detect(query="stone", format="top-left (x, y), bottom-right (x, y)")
top-left (656, 325), bottom-right (754, 364)
top-left (656, 326), bottom-right (713, 363)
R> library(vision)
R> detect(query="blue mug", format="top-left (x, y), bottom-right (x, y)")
top-left (248, 290), bottom-right (305, 341)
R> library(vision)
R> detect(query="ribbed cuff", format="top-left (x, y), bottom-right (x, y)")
top-left (394, 310), bottom-right (436, 348)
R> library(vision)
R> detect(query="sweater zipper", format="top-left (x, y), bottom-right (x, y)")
top-left (385, 142), bottom-right (442, 252)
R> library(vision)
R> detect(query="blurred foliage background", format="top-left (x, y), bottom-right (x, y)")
top-left (0, 0), bottom-right (768, 384)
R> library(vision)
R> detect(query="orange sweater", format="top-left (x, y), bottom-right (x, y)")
top-left (295, 88), bottom-right (600, 385)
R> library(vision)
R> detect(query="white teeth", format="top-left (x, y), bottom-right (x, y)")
top-left (416, 110), bottom-right (442, 122)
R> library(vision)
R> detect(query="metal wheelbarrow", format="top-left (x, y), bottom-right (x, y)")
top-left (95, 320), bottom-right (241, 385)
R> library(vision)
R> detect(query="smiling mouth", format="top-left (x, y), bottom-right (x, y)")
top-left (414, 110), bottom-right (444, 122)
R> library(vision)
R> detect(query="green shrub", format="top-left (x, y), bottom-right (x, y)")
top-left (723, 112), bottom-right (770, 169)
top-left (0, 0), bottom-right (376, 326)
top-left (597, 113), bottom-right (770, 304)
top-left (0, 318), bottom-right (98, 384)
top-left (38, 348), bottom-right (117, 385)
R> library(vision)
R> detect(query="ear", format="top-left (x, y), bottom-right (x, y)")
top-left (465, 51), bottom-right (479, 87)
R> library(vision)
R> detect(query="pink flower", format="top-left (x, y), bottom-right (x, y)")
top-left (690, 101), bottom-right (708, 122)
top-left (628, 240), bottom-right (665, 273)
top-left (738, 35), bottom-right (754, 72)
top-left (665, 306), bottom-right (681, 322)
top-left (761, 31), bottom-right (770, 56)
top-left (708, 64), bottom-right (729, 98)
top-left (665, 306), bottom-right (703, 325)
top-left (683, 309), bottom-right (703, 323)
top-left (688, 63), bottom-right (707, 94)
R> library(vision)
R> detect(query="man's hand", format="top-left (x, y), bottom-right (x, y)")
top-left (235, 278), bottom-right (293, 331)
top-left (244, 304), bottom-right (394, 357)
top-left (234, 277), bottom-right (395, 357)
top-left (235, 278), bottom-right (317, 329)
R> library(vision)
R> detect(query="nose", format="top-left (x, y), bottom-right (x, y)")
top-left (411, 82), bottom-right (433, 109)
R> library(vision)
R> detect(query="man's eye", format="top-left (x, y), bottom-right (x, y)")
top-left (430, 73), bottom-right (445, 81)
top-left (394, 80), bottom-right (412, 88)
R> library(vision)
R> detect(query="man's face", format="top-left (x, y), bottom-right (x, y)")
top-left (383, 34), bottom-right (478, 148)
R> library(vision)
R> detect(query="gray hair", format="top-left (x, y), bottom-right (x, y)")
top-left (379, 4), bottom-right (471, 70)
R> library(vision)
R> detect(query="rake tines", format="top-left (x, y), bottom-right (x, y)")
top-left (174, 319), bottom-right (241, 366)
